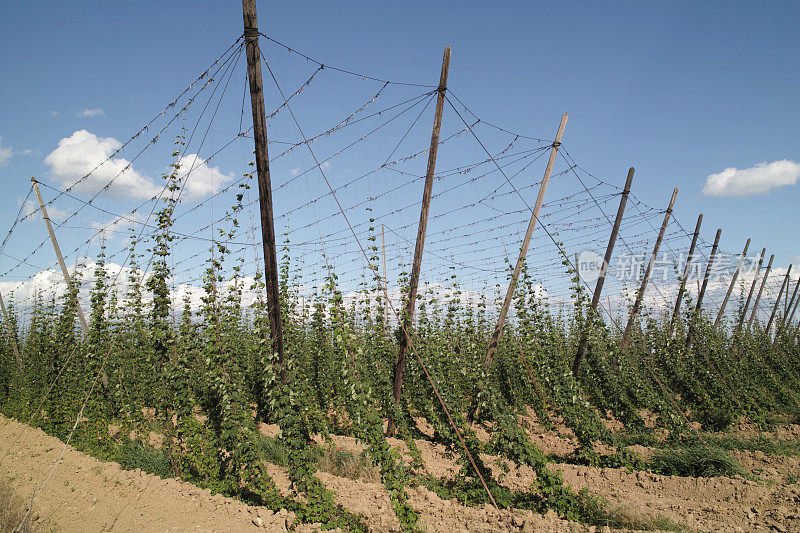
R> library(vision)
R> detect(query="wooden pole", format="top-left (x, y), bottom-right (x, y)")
top-left (785, 274), bottom-right (799, 320)
top-left (382, 223), bottom-right (387, 330)
top-left (737, 247), bottom-right (765, 332)
top-left (31, 178), bottom-right (89, 335)
top-left (685, 228), bottom-right (721, 349)
top-left (785, 279), bottom-right (800, 333)
top-left (0, 292), bottom-right (22, 371)
top-left (782, 276), bottom-right (800, 330)
top-left (242, 0), bottom-right (286, 381)
top-left (669, 213), bottom-right (702, 337)
top-left (620, 187), bottom-right (678, 351)
top-left (766, 265), bottom-right (792, 335)
top-left (714, 238), bottom-right (751, 328)
top-left (483, 113), bottom-right (568, 369)
top-left (747, 253), bottom-right (773, 333)
top-left (387, 46), bottom-right (451, 436)
top-left (572, 167), bottom-right (634, 374)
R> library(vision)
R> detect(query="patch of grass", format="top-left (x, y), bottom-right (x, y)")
top-left (0, 479), bottom-right (47, 533)
top-left (315, 444), bottom-right (380, 483)
top-left (253, 434), bottom-right (289, 467)
top-left (113, 439), bottom-right (171, 478)
top-left (576, 490), bottom-right (689, 531)
top-left (705, 434), bottom-right (800, 457)
top-left (648, 445), bottom-right (746, 478)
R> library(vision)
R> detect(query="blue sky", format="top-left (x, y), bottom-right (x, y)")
top-left (0, 1), bottom-right (799, 313)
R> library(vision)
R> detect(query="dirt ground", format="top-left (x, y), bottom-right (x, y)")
top-left (1, 415), bottom-right (799, 532)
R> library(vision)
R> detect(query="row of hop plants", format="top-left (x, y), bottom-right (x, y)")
top-left (0, 145), bottom-right (798, 531)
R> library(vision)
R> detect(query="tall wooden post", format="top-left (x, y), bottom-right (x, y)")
top-left (785, 275), bottom-right (800, 321)
top-left (747, 253), bottom-right (774, 333)
top-left (668, 213), bottom-right (702, 337)
top-left (714, 238), bottom-right (751, 328)
top-left (620, 188), bottom-right (678, 350)
top-left (785, 279), bottom-right (800, 333)
top-left (0, 292), bottom-right (22, 371)
top-left (387, 46), bottom-right (451, 436)
top-left (382, 223), bottom-right (388, 329)
top-left (766, 265), bottom-right (792, 335)
top-left (685, 228), bottom-right (722, 349)
top-left (572, 167), bottom-right (634, 374)
top-left (737, 247), bottom-right (765, 332)
top-left (242, 0), bottom-right (286, 380)
top-left (782, 276), bottom-right (800, 331)
top-left (31, 178), bottom-right (89, 335)
top-left (483, 113), bottom-right (568, 369)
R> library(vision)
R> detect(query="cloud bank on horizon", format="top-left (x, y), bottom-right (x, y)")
top-left (703, 160), bottom-right (800, 197)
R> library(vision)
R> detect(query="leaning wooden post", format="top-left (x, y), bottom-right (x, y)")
top-left (669, 213), bottom-right (702, 337)
top-left (0, 292), bottom-right (22, 371)
top-left (483, 113), bottom-right (569, 369)
top-left (784, 275), bottom-right (800, 321)
top-left (242, 0), bottom-right (286, 381)
top-left (387, 46), bottom-right (451, 436)
top-left (31, 177), bottom-right (89, 336)
top-left (571, 166), bottom-right (634, 374)
top-left (747, 253), bottom-right (774, 333)
top-left (620, 187), bottom-right (678, 351)
top-left (784, 279), bottom-right (800, 333)
top-left (685, 228), bottom-right (721, 349)
top-left (714, 238), bottom-right (751, 328)
top-left (737, 247), bottom-right (765, 332)
top-left (782, 276), bottom-right (800, 331)
top-left (766, 265), bottom-right (792, 335)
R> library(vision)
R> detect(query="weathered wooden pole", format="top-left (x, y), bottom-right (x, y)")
top-left (387, 46), bottom-right (451, 436)
top-left (685, 228), bottom-right (722, 349)
top-left (0, 292), bottom-right (22, 371)
top-left (782, 276), bottom-right (800, 330)
top-left (785, 279), bottom-right (800, 333)
top-left (483, 113), bottom-right (568, 369)
top-left (737, 247), bottom-right (765, 332)
top-left (31, 177), bottom-right (89, 336)
top-left (714, 238), bottom-right (751, 328)
top-left (785, 274), bottom-right (799, 318)
top-left (747, 253), bottom-right (774, 333)
top-left (242, 0), bottom-right (286, 380)
top-left (669, 213), bottom-right (702, 337)
top-left (620, 187), bottom-right (678, 351)
top-left (572, 167), bottom-right (634, 374)
top-left (766, 265), bottom-right (792, 335)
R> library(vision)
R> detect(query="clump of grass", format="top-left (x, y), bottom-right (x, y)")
top-left (253, 434), bottom-right (290, 467)
top-left (315, 444), bottom-right (380, 482)
top-left (113, 439), bottom-right (171, 478)
top-left (648, 444), bottom-right (745, 478)
top-left (576, 490), bottom-right (689, 531)
top-left (0, 479), bottom-right (45, 533)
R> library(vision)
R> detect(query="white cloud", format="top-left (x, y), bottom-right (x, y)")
top-left (0, 136), bottom-right (13, 166)
top-left (702, 160), bottom-right (800, 197)
top-left (44, 130), bottom-right (161, 200)
top-left (50, 111), bottom-right (60, 117)
top-left (77, 108), bottom-right (106, 118)
top-left (174, 154), bottom-right (233, 201)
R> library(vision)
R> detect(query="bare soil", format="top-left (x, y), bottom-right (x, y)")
top-left (2, 415), bottom-right (800, 532)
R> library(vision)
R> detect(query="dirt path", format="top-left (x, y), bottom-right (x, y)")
top-left (0, 416), bottom-right (597, 532)
top-left (0, 416), bottom-right (286, 532)
top-left (2, 414), bottom-right (799, 532)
